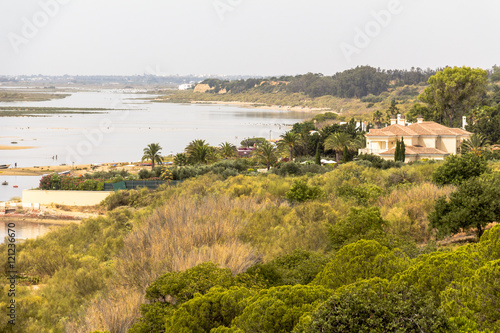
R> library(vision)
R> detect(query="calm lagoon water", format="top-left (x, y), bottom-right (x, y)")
top-left (0, 218), bottom-right (67, 244)
top-left (0, 89), bottom-right (311, 168)
top-left (0, 175), bottom-right (41, 202)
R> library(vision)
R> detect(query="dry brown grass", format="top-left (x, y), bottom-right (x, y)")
top-left (378, 183), bottom-right (455, 242)
top-left (115, 195), bottom-right (261, 290)
top-left (68, 194), bottom-right (263, 332)
top-left (66, 287), bottom-right (144, 333)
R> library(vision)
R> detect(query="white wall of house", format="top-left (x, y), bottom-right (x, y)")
top-left (419, 136), bottom-right (437, 148)
top-left (408, 137), bottom-right (419, 146)
top-left (23, 190), bottom-right (113, 206)
top-left (439, 137), bottom-right (458, 154)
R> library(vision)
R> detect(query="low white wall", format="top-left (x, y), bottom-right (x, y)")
top-left (23, 189), bottom-right (113, 206)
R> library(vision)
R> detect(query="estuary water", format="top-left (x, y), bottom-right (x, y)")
top-left (0, 89), bottom-right (311, 168)
top-left (0, 218), bottom-right (66, 244)
top-left (0, 175), bottom-right (41, 202)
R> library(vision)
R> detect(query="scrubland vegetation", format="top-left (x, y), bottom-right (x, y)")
top-left (2, 65), bottom-right (500, 332)
top-left (2, 156), bottom-right (500, 332)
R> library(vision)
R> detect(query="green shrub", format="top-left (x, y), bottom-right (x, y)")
top-left (145, 262), bottom-right (234, 305)
top-left (328, 207), bottom-right (386, 249)
top-left (432, 153), bottom-right (489, 185)
top-left (272, 162), bottom-right (303, 176)
top-left (336, 182), bottom-right (383, 205)
top-left (285, 179), bottom-right (323, 202)
top-left (355, 154), bottom-right (402, 169)
top-left (100, 188), bottom-right (152, 210)
top-left (241, 250), bottom-right (330, 287)
top-left (138, 168), bottom-right (153, 179)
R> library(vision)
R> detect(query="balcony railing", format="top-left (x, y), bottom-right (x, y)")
top-left (358, 148), bottom-right (388, 155)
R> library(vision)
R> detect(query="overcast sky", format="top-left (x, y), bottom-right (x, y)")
top-left (0, 0), bottom-right (499, 76)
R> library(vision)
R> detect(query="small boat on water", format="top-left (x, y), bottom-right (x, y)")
top-left (0, 164), bottom-right (10, 169)
top-left (1, 181), bottom-right (8, 186)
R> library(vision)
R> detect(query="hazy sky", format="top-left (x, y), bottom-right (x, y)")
top-left (0, 0), bottom-right (499, 76)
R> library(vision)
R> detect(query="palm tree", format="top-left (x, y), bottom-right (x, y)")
top-left (372, 110), bottom-right (383, 128)
top-left (219, 142), bottom-right (237, 159)
top-left (256, 141), bottom-right (277, 170)
top-left (277, 131), bottom-right (299, 161)
top-left (352, 133), bottom-right (366, 151)
top-left (185, 139), bottom-right (217, 164)
top-left (461, 133), bottom-right (490, 155)
top-left (142, 143), bottom-right (163, 169)
top-left (324, 132), bottom-right (354, 162)
top-left (173, 153), bottom-right (188, 166)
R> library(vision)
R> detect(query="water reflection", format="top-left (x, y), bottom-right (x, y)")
top-left (0, 219), bottom-right (71, 243)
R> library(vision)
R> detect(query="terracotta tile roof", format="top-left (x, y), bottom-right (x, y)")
top-left (380, 145), bottom-right (449, 156)
top-left (406, 122), bottom-right (471, 136)
top-left (366, 121), bottom-right (471, 137)
top-left (366, 124), bottom-right (418, 137)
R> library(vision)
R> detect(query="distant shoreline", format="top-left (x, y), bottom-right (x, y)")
top-left (0, 162), bottom-right (142, 176)
top-left (0, 145), bottom-right (37, 150)
top-left (158, 99), bottom-right (332, 113)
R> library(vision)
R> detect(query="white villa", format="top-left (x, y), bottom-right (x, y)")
top-left (359, 115), bottom-right (472, 162)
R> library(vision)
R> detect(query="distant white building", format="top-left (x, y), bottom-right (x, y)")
top-left (178, 83), bottom-right (193, 90)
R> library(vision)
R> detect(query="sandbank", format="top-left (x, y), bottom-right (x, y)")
top-left (189, 100), bottom-right (331, 113)
top-left (0, 162), bottom-right (143, 176)
top-left (0, 145), bottom-right (37, 150)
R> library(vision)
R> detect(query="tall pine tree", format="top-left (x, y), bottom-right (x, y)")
top-left (394, 137), bottom-right (406, 162)
top-left (400, 137), bottom-right (405, 162)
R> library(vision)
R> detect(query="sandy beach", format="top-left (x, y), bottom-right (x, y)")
top-left (189, 100), bottom-right (332, 113)
top-left (0, 145), bottom-right (37, 150)
top-left (0, 162), bottom-right (142, 176)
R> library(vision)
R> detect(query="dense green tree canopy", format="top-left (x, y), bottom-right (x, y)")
top-left (432, 153), bottom-right (489, 186)
top-left (441, 259), bottom-right (500, 332)
top-left (429, 174), bottom-right (500, 238)
top-left (145, 262), bottom-right (234, 305)
top-left (419, 66), bottom-right (488, 127)
top-left (314, 240), bottom-right (410, 289)
top-left (164, 286), bottom-right (254, 333)
top-left (393, 246), bottom-right (482, 299)
top-left (232, 285), bottom-right (332, 333)
top-left (466, 105), bottom-right (500, 144)
top-left (328, 207), bottom-right (386, 248)
top-left (301, 278), bottom-right (449, 333)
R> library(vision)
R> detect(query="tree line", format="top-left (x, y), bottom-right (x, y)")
top-left (199, 66), bottom-right (438, 99)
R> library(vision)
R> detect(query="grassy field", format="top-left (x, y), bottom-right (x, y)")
top-left (0, 91), bottom-right (70, 102)
top-left (0, 106), bottom-right (114, 117)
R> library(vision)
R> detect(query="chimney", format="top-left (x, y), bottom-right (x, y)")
top-left (390, 114), bottom-right (397, 125)
top-left (417, 115), bottom-right (423, 124)
top-left (399, 115), bottom-right (406, 126)
top-left (462, 116), bottom-right (467, 129)
top-left (397, 114), bottom-right (401, 125)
